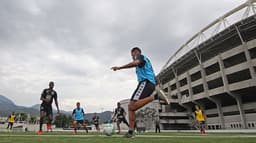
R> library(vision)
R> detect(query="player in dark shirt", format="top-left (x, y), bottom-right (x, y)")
top-left (155, 117), bottom-right (160, 133)
top-left (38, 81), bottom-right (60, 135)
top-left (92, 113), bottom-right (100, 132)
top-left (112, 102), bottom-right (129, 134)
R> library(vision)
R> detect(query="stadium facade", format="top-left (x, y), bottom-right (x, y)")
top-left (156, 0), bottom-right (256, 130)
top-left (119, 99), bottom-right (160, 130)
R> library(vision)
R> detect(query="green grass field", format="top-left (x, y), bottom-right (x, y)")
top-left (0, 131), bottom-right (256, 143)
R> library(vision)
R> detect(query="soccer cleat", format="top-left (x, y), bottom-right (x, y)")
top-left (37, 130), bottom-right (43, 135)
top-left (124, 132), bottom-right (135, 138)
top-left (202, 129), bottom-right (206, 134)
top-left (124, 133), bottom-right (132, 138)
top-left (46, 123), bottom-right (51, 129)
top-left (155, 86), bottom-right (170, 105)
top-left (46, 123), bottom-right (52, 132)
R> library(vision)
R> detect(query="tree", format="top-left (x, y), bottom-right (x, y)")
top-left (54, 114), bottom-right (73, 128)
top-left (15, 112), bottom-right (28, 122)
top-left (29, 116), bottom-right (37, 124)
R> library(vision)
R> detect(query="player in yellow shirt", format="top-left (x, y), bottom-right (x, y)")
top-left (195, 105), bottom-right (206, 134)
top-left (6, 112), bottom-right (16, 130)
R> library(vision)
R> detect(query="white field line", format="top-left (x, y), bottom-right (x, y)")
top-left (0, 134), bottom-right (256, 138)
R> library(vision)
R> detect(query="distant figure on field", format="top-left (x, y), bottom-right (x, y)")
top-left (195, 105), bottom-right (206, 135)
top-left (92, 113), bottom-right (100, 132)
top-left (72, 102), bottom-right (88, 134)
top-left (112, 102), bottom-right (129, 134)
top-left (6, 112), bottom-right (16, 130)
top-left (155, 117), bottom-right (160, 133)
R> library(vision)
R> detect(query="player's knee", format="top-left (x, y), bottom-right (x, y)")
top-left (48, 116), bottom-right (53, 122)
top-left (128, 105), bottom-right (132, 111)
top-left (128, 103), bottom-right (135, 111)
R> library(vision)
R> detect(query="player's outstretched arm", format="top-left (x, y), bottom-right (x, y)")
top-left (111, 60), bottom-right (141, 71)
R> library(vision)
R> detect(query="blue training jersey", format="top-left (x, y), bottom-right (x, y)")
top-left (135, 54), bottom-right (156, 84)
top-left (72, 108), bottom-right (84, 121)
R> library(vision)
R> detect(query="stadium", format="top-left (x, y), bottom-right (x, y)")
top-left (157, 0), bottom-right (256, 130)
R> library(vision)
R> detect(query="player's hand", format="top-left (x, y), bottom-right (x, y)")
top-left (111, 66), bottom-right (120, 71)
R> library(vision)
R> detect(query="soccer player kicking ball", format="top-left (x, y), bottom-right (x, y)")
top-left (111, 47), bottom-right (170, 138)
top-left (38, 81), bottom-right (60, 135)
top-left (72, 102), bottom-right (88, 134)
top-left (112, 102), bottom-right (129, 134)
top-left (195, 105), bottom-right (206, 135)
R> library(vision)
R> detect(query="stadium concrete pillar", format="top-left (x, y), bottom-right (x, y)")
top-left (186, 71), bottom-right (194, 101)
top-left (167, 83), bottom-right (171, 97)
top-left (194, 51), bottom-right (209, 98)
top-left (180, 103), bottom-right (194, 129)
top-left (217, 55), bottom-right (229, 92)
top-left (227, 92), bottom-right (248, 129)
top-left (173, 68), bottom-right (194, 128)
top-left (209, 98), bottom-right (225, 129)
top-left (186, 72), bottom-right (202, 128)
top-left (195, 51), bottom-right (225, 129)
top-left (173, 68), bottom-right (188, 109)
top-left (243, 44), bottom-right (256, 84)
top-left (235, 25), bottom-right (256, 85)
top-left (172, 68), bottom-right (182, 103)
top-left (218, 55), bottom-right (248, 129)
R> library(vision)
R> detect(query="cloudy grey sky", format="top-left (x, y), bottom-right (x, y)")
top-left (0, 0), bottom-right (245, 112)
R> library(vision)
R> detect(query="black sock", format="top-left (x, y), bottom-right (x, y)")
top-left (84, 127), bottom-right (88, 133)
top-left (39, 118), bottom-right (43, 131)
top-left (128, 129), bottom-right (134, 134)
top-left (39, 123), bottom-right (42, 131)
top-left (154, 94), bottom-right (159, 100)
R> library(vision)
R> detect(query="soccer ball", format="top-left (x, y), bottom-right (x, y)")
top-left (103, 123), bottom-right (114, 136)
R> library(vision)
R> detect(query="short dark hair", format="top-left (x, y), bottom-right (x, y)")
top-left (131, 47), bottom-right (141, 53)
